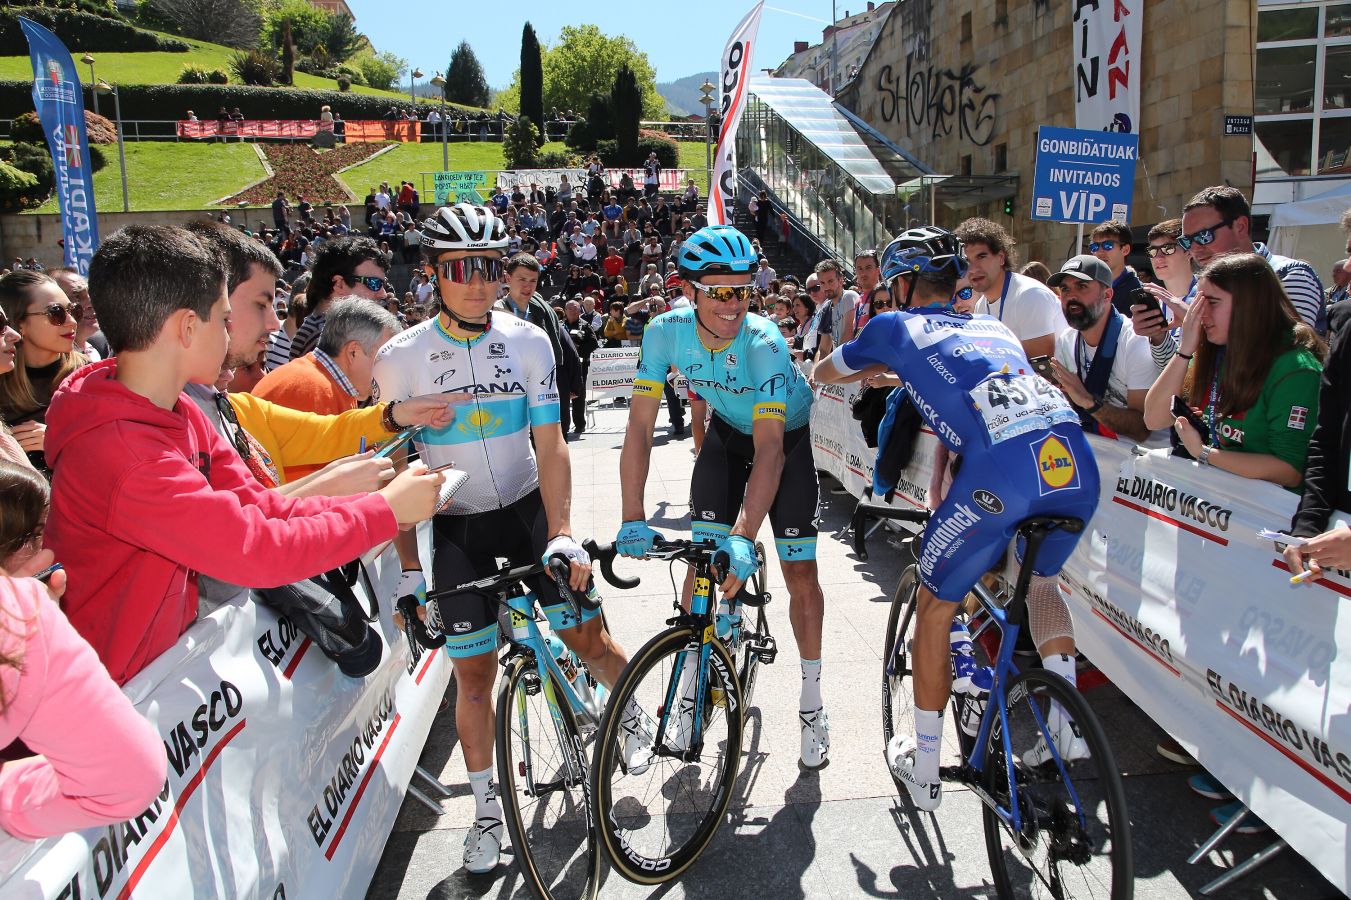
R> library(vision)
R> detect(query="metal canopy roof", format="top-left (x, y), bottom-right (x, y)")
top-left (748, 76), bottom-right (930, 195)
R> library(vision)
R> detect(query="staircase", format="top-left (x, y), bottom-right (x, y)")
top-left (730, 204), bottom-right (817, 286)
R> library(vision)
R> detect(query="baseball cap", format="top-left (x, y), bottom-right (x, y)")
top-left (1047, 255), bottom-right (1112, 288)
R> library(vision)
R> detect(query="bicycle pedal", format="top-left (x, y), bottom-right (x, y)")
top-left (751, 635), bottom-right (778, 664)
top-left (938, 764), bottom-right (975, 785)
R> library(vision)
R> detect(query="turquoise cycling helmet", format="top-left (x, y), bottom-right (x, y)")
top-left (677, 224), bottom-right (757, 278)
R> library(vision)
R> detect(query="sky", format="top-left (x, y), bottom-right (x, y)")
top-left (347, 0), bottom-right (844, 91)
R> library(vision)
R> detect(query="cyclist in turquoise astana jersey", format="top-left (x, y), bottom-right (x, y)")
top-left (616, 223), bottom-right (833, 770)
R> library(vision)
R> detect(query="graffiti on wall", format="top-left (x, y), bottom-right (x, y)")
top-left (873, 0), bottom-right (1000, 147)
top-left (875, 60), bottom-right (1000, 147)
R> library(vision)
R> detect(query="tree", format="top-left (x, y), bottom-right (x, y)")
top-left (261, 0), bottom-right (330, 55)
top-left (444, 41), bottom-right (489, 109)
top-left (585, 92), bottom-right (613, 143)
top-left (500, 25), bottom-right (666, 121)
top-left (316, 12), bottom-right (363, 64)
top-left (503, 116), bottom-right (539, 170)
top-left (611, 64), bottom-right (641, 164)
top-left (149, 0), bottom-right (262, 48)
top-left (280, 19), bottom-right (295, 85)
top-left (520, 23), bottom-right (544, 146)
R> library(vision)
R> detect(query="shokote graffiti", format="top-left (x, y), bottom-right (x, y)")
top-left (875, 60), bottom-right (1000, 147)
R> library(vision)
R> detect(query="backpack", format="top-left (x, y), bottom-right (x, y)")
top-left (254, 561), bottom-right (382, 678)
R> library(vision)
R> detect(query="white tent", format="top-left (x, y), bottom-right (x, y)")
top-left (1268, 181), bottom-right (1351, 277)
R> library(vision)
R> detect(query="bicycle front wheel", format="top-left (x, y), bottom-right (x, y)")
top-left (592, 625), bottom-right (743, 884)
top-left (881, 564), bottom-right (920, 792)
top-left (981, 668), bottom-right (1133, 900)
top-left (496, 653), bottom-right (600, 900)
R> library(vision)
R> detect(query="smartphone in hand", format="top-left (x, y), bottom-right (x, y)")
top-left (1130, 287), bottom-right (1163, 320)
top-left (1170, 394), bottom-right (1211, 459)
top-left (1028, 355), bottom-right (1057, 383)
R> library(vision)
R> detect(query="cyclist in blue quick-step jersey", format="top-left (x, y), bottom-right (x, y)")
top-left (815, 226), bottom-right (1100, 811)
top-left (614, 224), bottom-right (834, 770)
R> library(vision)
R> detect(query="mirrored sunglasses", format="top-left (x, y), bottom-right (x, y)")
top-left (1177, 218), bottom-right (1236, 251)
top-left (1146, 243), bottom-right (1180, 258)
top-left (955, 286), bottom-right (974, 301)
top-left (689, 280), bottom-right (754, 302)
top-left (1087, 240), bottom-right (1118, 253)
top-left (349, 275), bottom-right (390, 293)
top-left (436, 256), bottom-right (504, 284)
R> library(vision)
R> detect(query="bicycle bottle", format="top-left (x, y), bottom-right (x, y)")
top-left (959, 667), bottom-right (994, 738)
top-left (950, 619), bottom-right (976, 694)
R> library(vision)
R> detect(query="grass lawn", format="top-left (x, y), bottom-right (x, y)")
top-left (678, 141), bottom-right (711, 196)
top-left (0, 34), bottom-right (412, 99)
top-left (30, 142), bottom-right (265, 213)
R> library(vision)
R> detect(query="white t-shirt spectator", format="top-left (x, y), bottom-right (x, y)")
top-left (1054, 321), bottom-right (1169, 448)
top-left (975, 272), bottom-right (1068, 343)
top-left (577, 242), bottom-right (597, 262)
top-left (415, 280), bottom-right (436, 304)
top-left (374, 191), bottom-right (391, 210)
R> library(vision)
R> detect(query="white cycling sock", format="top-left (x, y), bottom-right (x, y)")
top-left (799, 658), bottom-right (822, 711)
top-left (1042, 653), bottom-right (1078, 737)
top-left (468, 766), bottom-right (503, 821)
top-left (913, 707), bottom-right (944, 784)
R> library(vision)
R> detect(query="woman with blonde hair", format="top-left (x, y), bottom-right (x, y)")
top-left (0, 271), bottom-right (88, 472)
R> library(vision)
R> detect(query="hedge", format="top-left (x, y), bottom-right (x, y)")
top-left (0, 7), bottom-right (189, 52)
top-left (0, 80), bottom-right (482, 122)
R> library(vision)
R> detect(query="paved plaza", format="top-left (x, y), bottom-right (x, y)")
top-left (368, 406), bottom-right (1338, 900)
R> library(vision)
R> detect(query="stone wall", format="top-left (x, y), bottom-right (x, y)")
top-left (0, 209), bottom-right (250, 269)
top-left (838, 0), bottom-right (1255, 268)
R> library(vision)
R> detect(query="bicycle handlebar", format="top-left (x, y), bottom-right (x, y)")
top-left (582, 539), bottom-right (640, 590)
top-left (588, 536), bottom-right (766, 604)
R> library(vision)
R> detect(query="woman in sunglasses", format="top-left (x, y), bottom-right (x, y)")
top-left (852, 285), bottom-right (895, 335)
top-left (0, 271), bottom-right (89, 474)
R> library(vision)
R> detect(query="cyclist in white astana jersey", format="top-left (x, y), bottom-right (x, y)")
top-left (375, 311), bottom-right (557, 515)
top-left (374, 203), bottom-right (631, 877)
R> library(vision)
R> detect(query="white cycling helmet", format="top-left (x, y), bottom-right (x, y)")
top-left (421, 202), bottom-right (509, 254)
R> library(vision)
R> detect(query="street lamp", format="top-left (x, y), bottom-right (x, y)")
top-left (93, 80), bottom-right (128, 213)
top-left (699, 79), bottom-right (716, 201)
top-left (410, 67), bottom-right (422, 103)
top-left (430, 73), bottom-right (448, 172)
top-left (81, 53), bottom-right (97, 115)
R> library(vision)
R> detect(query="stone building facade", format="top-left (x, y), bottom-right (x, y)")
top-left (836, 0), bottom-right (1256, 268)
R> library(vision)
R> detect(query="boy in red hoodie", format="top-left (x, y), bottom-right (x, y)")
top-left (43, 225), bottom-right (445, 685)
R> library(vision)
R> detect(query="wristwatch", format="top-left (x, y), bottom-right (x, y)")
top-left (1198, 445), bottom-right (1213, 466)
top-left (1083, 398), bottom-right (1103, 415)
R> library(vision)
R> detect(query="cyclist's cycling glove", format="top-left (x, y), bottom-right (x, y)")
top-left (716, 535), bottom-right (759, 583)
top-left (616, 520), bottom-right (661, 558)
top-left (543, 534), bottom-right (590, 568)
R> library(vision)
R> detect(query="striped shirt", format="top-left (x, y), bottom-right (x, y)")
top-left (1256, 243), bottom-right (1326, 334)
top-left (289, 312), bottom-right (325, 361)
top-left (312, 348), bottom-right (358, 398)
top-left (264, 330), bottom-right (292, 371)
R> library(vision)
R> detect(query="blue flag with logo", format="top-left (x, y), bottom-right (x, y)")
top-left (19, 17), bottom-right (99, 275)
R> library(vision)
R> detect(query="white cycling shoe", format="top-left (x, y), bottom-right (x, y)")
top-left (800, 707), bottom-right (830, 769)
top-left (1021, 721), bottom-right (1091, 768)
top-left (887, 735), bottom-right (942, 811)
top-left (620, 710), bottom-right (656, 775)
top-left (462, 816), bottom-right (503, 874)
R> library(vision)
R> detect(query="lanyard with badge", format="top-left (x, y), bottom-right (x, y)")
top-left (994, 271), bottom-right (1013, 321)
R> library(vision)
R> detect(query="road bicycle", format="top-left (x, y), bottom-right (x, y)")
top-left (585, 537), bottom-right (778, 884)
top-left (852, 500), bottom-right (1133, 899)
top-left (414, 552), bottom-right (611, 900)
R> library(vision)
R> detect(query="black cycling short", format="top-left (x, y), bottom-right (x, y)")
top-left (431, 489), bottom-right (599, 658)
top-left (688, 413), bottom-right (820, 561)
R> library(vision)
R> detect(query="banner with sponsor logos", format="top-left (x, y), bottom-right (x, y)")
top-left (19, 17), bottom-right (99, 275)
top-left (490, 169), bottom-right (690, 194)
top-left (810, 384), bottom-right (1350, 891)
top-left (708, 1), bottom-right (763, 225)
top-left (1072, 0), bottom-right (1143, 134)
top-left (0, 542), bottom-right (451, 900)
top-left (584, 347), bottom-right (687, 400)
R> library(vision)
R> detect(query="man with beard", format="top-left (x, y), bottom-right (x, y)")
top-left (1046, 255), bottom-right (1158, 445)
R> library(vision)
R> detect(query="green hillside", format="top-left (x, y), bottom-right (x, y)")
top-left (0, 33), bottom-right (407, 98)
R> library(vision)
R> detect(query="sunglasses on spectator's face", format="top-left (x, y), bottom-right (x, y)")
top-left (807, 284), bottom-right (822, 294)
top-left (955, 286), bottom-right (974, 301)
top-left (1087, 240), bottom-right (1118, 253)
top-left (436, 256), bottom-right (504, 284)
top-left (1177, 218), bottom-right (1236, 251)
top-left (22, 302), bottom-right (83, 326)
top-left (690, 280), bottom-right (754, 302)
top-left (872, 298), bottom-right (895, 310)
top-left (1146, 242), bottom-right (1180, 258)
top-left (349, 275), bottom-right (390, 293)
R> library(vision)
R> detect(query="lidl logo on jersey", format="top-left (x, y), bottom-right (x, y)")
top-left (1032, 434), bottom-right (1079, 494)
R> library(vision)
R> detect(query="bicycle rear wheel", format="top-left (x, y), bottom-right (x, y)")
top-left (496, 654), bottom-right (600, 900)
top-left (591, 625), bottom-right (743, 884)
top-left (981, 668), bottom-right (1133, 900)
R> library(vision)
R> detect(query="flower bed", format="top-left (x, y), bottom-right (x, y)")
top-left (223, 142), bottom-right (386, 206)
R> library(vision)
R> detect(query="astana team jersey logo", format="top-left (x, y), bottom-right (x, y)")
top-left (457, 406), bottom-right (504, 439)
top-left (1033, 434), bottom-right (1079, 495)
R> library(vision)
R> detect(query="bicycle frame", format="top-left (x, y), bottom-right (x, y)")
top-left (652, 565), bottom-right (719, 759)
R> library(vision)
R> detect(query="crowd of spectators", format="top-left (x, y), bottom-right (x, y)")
top-left (0, 166), bottom-right (1348, 852)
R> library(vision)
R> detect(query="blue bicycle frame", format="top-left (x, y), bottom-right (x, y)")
top-left (652, 572), bottom-right (718, 756)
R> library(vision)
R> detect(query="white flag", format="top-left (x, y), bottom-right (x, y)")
top-left (708, 2), bottom-right (764, 226)
top-left (1072, 0), bottom-right (1143, 135)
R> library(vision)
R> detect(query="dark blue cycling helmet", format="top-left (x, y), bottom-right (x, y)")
top-left (677, 224), bottom-right (757, 278)
top-left (880, 225), bottom-right (968, 286)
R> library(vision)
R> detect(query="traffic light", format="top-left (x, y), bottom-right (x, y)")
top-left (1002, 197), bottom-right (1014, 216)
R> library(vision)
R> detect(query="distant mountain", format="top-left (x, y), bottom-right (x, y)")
top-left (657, 71), bottom-right (718, 117)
